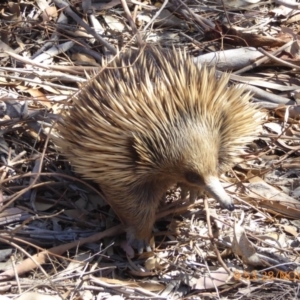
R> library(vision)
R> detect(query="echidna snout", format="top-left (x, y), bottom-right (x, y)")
top-left (204, 176), bottom-right (234, 211)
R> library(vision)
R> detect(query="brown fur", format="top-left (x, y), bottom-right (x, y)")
top-left (55, 47), bottom-right (262, 246)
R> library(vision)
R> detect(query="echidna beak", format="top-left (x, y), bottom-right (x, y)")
top-left (205, 176), bottom-right (235, 211)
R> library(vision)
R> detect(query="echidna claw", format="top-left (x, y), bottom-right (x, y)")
top-left (227, 203), bottom-right (235, 211)
top-left (126, 232), bottom-right (152, 254)
top-left (131, 239), bottom-right (152, 254)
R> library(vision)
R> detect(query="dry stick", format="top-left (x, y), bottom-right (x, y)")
top-left (0, 224), bottom-right (123, 279)
top-left (90, 276), bottom-right (166, 298)
top-left (2, 73), bottom-right (78, 91)
top-left (233, 40), bottom-right (294, 75)
top-left (7, 180), bottom-right (65, 191)
top-left (0, 236), bottom-right (50, 279)
top-left (179, 32), bottom-right (203, 48)
top-left (31, 40), bottom-right (75, 64)
top-left (258, 47), bottom-right (300, 71)
top-left (220, 0), bottom-right (232, 27)
top-left (6, 51), bottom-right (100, 75)
top-left (120, 0), bottom-right (144, 46)
top-left (0, 148), bottom-right (12, 182)
top-left (142, 0), bottom-right (169, 32)
top-left (11, 255), bottom-right (21, 294)
top-left (0, 201), bottom-right (195, 279)
top-left (70, 260), bottom-right (90, 299)
top-left (10, 209), bottom-right (64, 235)
top-left (0, 67), bottom-right (85, 82)
top-left (23, 49), bottom-right (128, 234)
top-left (31, 9), bottom-right (66, 60)
top-left (274, 0), bottom-right (300, 9)
top-left (245, 85), bottom-right (294, 105)
top-left (0, 119), bottom-right (54, 213)
top-left (175, 0), bottom-right (214, 30)
top-left (204, 199), bottom-right (231, 275)
top-left (0, 171), bottom-right (105, 211)
top-left (52, 0), bottom-right (117, 54)
top-left (93, 0), bottom-right (155, 10)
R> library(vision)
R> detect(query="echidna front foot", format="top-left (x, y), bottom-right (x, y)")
top-left (118, 196), bottom-right (157, 254)
top-left (180, 183), bottom-right (202, 203)
top-left (127, 234), bottom-right (152, 254)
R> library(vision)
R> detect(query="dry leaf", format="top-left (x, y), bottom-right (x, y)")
top-left (103, 15), bottom-right (127, 32)
top-left (245, 177), bottom-right (300, 219)
top-left (43, 6), bottom-right (58, 21)
top-left (144, 256), bottom-right (167, 270)
top-left (280, 225), bottom-right (298, 237)
top-left (16, 293), bottom-right (61, 300)
top-left (232, 223), bottom-right (262, 266)
top-left (193, 267), bottom-right (232, 290)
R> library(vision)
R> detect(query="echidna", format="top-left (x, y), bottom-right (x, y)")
top-left (56, 47), bottom-right (262, 252)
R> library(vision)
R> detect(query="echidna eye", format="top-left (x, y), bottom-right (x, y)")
top-left (185, 171), bottom-right (204, 185)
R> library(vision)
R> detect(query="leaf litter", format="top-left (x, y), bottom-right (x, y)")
top-left (0, 0), bottom-right (300, 299)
